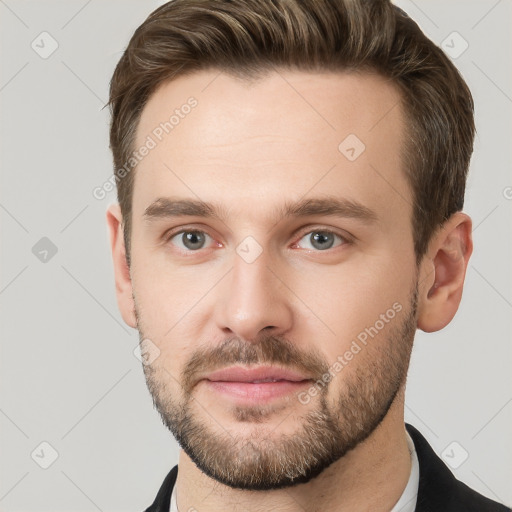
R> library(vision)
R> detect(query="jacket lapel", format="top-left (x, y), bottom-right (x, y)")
top-left (144, 464), bottom-right (177, 512)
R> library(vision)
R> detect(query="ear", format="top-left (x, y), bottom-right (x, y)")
top-left (417, 212), bottom-right (473, 333)
top-left (106, 204), bottom-right (137, 329)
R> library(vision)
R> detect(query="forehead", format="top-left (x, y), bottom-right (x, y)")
top-left (132, 69), bottom-right (411, 228)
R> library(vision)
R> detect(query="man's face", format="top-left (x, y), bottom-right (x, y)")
top-left (129, 69), bottom-right (419, 489)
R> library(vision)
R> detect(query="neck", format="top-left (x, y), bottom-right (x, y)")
top-left (175, 388), bottom-right (411, 512)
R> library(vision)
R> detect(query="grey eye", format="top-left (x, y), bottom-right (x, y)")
top-left (297, 230), bottom-right (344, 251)
top-left (170, 230), bottom-right (211, 251)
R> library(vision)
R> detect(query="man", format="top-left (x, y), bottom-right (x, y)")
top-left (106, 0), bottom-right (510, 511)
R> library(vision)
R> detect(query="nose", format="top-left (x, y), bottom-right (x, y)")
top-left (214, 246), bottom-right (293, 342)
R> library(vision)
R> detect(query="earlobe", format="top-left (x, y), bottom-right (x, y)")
top-left (417, 212), bottom-right (473, 333)
top-left (106, 204), bottom-right (137, 329)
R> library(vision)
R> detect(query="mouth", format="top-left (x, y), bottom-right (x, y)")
top-left (201, 366), bottom-right (313, 404)
top-left (204, 365), bottom-right (312, 383)
top-left (204, 380), bottom-right (312, 404)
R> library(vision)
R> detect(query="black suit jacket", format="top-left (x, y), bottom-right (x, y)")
top-left (144, 423), bottom-right (510, 511)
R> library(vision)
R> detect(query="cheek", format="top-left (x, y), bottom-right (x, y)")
top-left (130, 254), bottom-right (224, 373)
top-left (297, 258), bottom-right (404, 318)
top-left (290, 257), bottom-right (412, 362)
top-left (131, 253), bottom-right (207, 324)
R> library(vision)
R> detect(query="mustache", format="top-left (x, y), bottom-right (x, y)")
top-left (181, 332), bottom-right (329, 395)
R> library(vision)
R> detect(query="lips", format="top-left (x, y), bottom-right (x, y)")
top-left (204, 366), bottom-right (312, 383)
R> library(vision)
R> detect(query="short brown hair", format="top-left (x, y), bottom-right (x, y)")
top-left (108, 0), bottom-right (475, 266)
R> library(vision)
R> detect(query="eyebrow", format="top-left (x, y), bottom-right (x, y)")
top-left (143, 196), bottom-right (379, 225)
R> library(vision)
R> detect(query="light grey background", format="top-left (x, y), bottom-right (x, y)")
top-left (0, 0), bottom-right (511, 510)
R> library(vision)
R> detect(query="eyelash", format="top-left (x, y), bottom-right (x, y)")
top-left (163, 226), bottom-right (352, 255)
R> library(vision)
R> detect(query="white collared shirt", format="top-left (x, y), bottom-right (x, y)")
top-left (169, 430), bottom-right (419, 512)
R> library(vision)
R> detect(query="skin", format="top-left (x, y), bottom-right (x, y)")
top-left (107, 69), bottom-right (473, 511)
